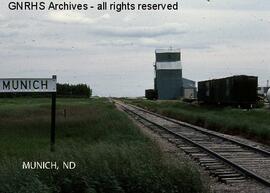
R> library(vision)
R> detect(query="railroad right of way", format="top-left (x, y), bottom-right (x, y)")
top-left (114, 100), bottom-right (270, 188)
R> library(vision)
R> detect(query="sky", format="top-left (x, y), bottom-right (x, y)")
top-left (0, 0), bottom-right (270, 96)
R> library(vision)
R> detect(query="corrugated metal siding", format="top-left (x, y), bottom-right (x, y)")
top-left (184, 88), bottom-right (196, 99)
top-left (156, 70), bottom-right (183, 99)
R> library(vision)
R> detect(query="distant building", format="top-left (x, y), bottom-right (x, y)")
top-left (154, 48), bottom-right (183, 99)
top-left (150, 48), bottom-right (197, 100)
top-left (183, 78), bottom-right (197, 99)
top-left (258, 86), bottom-right (270, 96)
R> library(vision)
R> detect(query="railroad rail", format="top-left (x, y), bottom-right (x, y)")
top-left (114, 100), bottom-right (270, 187)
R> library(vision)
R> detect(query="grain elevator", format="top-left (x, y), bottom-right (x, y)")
top-left (154, 48), bottom-right (183, 99)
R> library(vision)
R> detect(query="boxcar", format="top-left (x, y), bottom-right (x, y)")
top-left (145, 89), bottom-right (158, 100)
top-left (198, 75), bottom-right (258, 107)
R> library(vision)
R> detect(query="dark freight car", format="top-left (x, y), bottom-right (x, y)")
top-left (198, 75), bottom-right (258, 107)
top-left (145, 89), bottom-right (158, 100)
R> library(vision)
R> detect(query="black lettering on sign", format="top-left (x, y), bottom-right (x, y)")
top-left (33, 80), bottom-right (39, 89)
top-left (28, 80), bottom-right (32, 89)
top-left (3, 81), bottom-right (10, 90)
top-left (41, 80), bottom-right (48, 90)
top-left (12, 80), bottom-right (19, 90)
top-left (20, 80), bottom-right (28, 90)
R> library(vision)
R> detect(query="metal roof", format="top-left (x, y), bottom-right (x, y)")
top-left (183, 78), bottom-right (196, 88)
top-left (155, 48), bottom-right (181, 54)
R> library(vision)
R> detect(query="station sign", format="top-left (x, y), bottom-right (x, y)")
top-left (0, 75), bottom-right (57, 152)
top-left (0, 78), bottom-right (56, 93)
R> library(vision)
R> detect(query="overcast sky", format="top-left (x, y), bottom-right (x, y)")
top-left (1, 0), bottom-right (270, 96)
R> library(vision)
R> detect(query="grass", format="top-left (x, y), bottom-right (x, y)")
top-left (0, 98), bottom-right (207, 193)
top-left (123, 99), bottom-right (270, 145)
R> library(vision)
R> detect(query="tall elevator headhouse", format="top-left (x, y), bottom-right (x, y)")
top-left (154, 48), bottom-right (183, 99)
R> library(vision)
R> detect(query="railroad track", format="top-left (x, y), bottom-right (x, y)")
top-left (114, 100), bottom-right (270, 187)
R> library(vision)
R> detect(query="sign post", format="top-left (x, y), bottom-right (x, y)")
top-left (51, 75), bottom-right (57, 152)
top-left (0, 75), bottom-right (57, 152)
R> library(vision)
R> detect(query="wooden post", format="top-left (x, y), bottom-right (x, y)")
top-left (50, 75), bottom-right (57, 152)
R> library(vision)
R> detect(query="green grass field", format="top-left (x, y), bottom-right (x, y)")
top-left (0, 98), bottom-right (206, 193)
top-left (124, 99), bottom-right (270, 144)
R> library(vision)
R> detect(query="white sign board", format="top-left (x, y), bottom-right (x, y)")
top-left (0, 78), bottom-right (57, 93)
